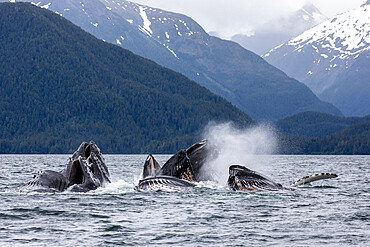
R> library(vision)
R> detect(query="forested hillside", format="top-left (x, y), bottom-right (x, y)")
top-left (275, 112), bottom-right (370, 138)
top-left (0, 3), bottom-right (253, 153)
top-left (0, 0), bottom-right (343, 121)
top-left (278, 121), bottom-right (370, 155)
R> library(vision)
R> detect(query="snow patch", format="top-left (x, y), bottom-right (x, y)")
top-left (30, 2), bottom-right (41, 6)
top-left (287, 5), bottom-right (370, 57)
top-left (138, 6), bottom-right (152, 35)
top-left (41, 3), bottom-right (51, 9)
top-left (167, 47), bottom-right (180, 59)
top-left (162, 44), bottom-right (180, 60)
top-left (138, 26), bottom-right (152, 37)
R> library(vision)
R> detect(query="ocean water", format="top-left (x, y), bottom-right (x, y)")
top-left (0, 155), bottom-right (369, 246)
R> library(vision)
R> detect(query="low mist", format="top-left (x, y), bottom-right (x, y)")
top-left (200, 122), bottom-right (277, 184)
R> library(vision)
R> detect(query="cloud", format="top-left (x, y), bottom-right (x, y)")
top-left (133, 0), bottom-right (302, 38)
top-left (132, 0), bottom-right (364, 39)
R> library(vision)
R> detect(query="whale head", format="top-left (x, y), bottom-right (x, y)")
top-left (157, 140), bottom-right (211, 182)
top-left (24, 141), bottom-right (111, 192)
top-left (66, 141), bottom-right (111, 192)
top-left (228, 165), bottom-right (285, 191)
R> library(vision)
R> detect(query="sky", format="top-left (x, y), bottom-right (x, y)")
top-left (131, 0), bottom-right (366, 39)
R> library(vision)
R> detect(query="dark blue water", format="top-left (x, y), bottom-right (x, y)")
top-left (0, 155), bottom-right (369, 246)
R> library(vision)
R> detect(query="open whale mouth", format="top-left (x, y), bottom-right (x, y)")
top-left (84, 144), bottom-right (91, 159)
top-left (68, 159), bottom-right (85, 186)
top-left (142, 154), bottom-right (161, 178)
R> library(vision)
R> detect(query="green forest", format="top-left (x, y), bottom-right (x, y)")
top-left (276, 113), bottom-right (370, 154)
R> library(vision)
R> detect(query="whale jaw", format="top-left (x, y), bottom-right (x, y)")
top-left (24, 170), bottom-right (69, 192)
top-left (136, 176), bottom-right (195, 192)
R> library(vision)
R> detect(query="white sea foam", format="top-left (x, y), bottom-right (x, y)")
top-left (96, 179), bottom-right (134, 193)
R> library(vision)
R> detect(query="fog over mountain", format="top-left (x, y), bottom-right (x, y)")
top-left (231, 3), bottom-right (327, 55)
top-left (131, 1), bottom-right (364, 42)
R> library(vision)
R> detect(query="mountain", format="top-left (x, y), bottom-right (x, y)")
top-left (231, 3), bottom-right (327, 55)
top-left (0, 2), bottom-right (254, 154)
top-left (264, 3), bottom-right (370, 117)
top-left (275, 111), bottom-right (370, 138)
top-left (0, 0), bottom-right (342, 121)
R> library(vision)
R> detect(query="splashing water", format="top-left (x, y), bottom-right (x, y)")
top-left (95, 179), bottom-right (134, 194)
top-left (200, 122), bottom-right (277, 185)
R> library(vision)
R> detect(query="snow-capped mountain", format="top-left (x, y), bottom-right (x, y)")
top-left (264, 3), bottom-right (370, 116)
top-left (231, 3), bottom-right (327, 55)
top-left (2, 0), bottom-right (342, 121)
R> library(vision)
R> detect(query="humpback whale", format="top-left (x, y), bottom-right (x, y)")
top-left (136, 140), bottom-right (210, 191)
top-left (227, 164), bottom-right (338, 191)
top-left (228, 165), bottom-right (287, 191)
top-left (24, 141), bottom-right (111, 192)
